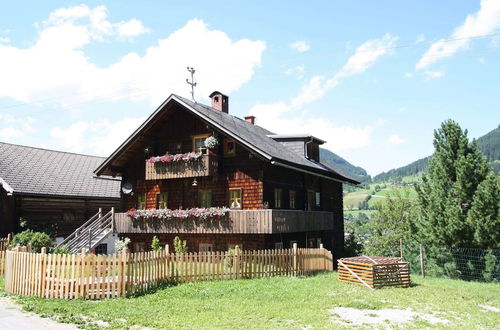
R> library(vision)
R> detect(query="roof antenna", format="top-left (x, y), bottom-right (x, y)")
top-left (186, 67), bottom-right (197, 102)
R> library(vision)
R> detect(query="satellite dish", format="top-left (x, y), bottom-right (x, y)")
top-left (122, 183), bottom-right (133, 195)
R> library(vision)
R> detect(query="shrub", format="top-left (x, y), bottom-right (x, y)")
top-left (115, 237), bottom-right (130, 254)
top-left (9, 230), bottom-right (53, 252)
top-left (173, 236), bottom-right (187, 255)
top-left (52, 246), bottom-right (71, 254)
top-left (151, 236), bottom-right (162, 252)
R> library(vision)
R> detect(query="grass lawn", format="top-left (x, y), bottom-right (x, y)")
top-left (343, 193), bottom-right (370, 210)
top-left (1, 273), bottom-right (499, 329)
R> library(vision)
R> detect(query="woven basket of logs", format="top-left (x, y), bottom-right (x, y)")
top-left (338, 256), bottom-right (410, 289)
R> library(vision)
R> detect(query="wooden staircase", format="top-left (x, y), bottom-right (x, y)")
top-left (57, 208), bottom-right (115, 253)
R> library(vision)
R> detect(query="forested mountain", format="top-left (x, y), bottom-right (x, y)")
top-left (320, 148), bottom-right (371, 183)
top-left (373, 125), bottom-right (500, 182)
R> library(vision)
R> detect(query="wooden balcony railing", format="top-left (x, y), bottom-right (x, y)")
top-left (145, 154), bottom-right (218, 180)
top-left (114, 209), bottom-right (334, 234)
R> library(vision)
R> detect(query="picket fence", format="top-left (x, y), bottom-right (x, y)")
top-left (3, 244), bottom-right (333, 299)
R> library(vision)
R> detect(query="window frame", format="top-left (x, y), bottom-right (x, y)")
top-left (289, 190), bottom-right (296, 209)
top-left (315, 192), bottom-right (321, 207)
top-left (199, 243), bottom-right (213, 253)
top-left (156, 192), bottom-right (168, 209)
top-left (223, 139), bottom-right (236, 157)
top-left (137, 193), bottom-right (147, 210)
top-left (229, 188), bottom-right (242, 209)
top-left (274, 188), bottom-right (283, 209)
top-left (199, 189), bottom-right (212, 208)
top-left (192, 134), bottom-right (210, 154)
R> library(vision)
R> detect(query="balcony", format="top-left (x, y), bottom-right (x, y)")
top-left (145, 154), bottom-right (218, 180)
top-left (114, 209), bottom-right (334, 234)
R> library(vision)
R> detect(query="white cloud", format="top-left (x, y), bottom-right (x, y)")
top-left (416, 0), bottom-right (500, 70)
top-left (284, 65), bottom-right (305, 78)
top-left (290, 33), bottom-right (398, 109)
top-left (0, 37), bottom-right (9, 43)
top-left (376, 118), bottom-right (387, 126)
top-left (50, 117), bottom-right (145, 155)
top-left (388, 134), bottom-right (406, 145)
top-left (415, 34), bottom-right (426, 43)
top-left (0, 5), bottom-right (265, 108)
top-left (424, 70), bottom-right (445, 79)
top-left (249, 34), bottom-right (397, 152)
top-left (290, 40), bottom-right (310, 52)
top-left (404, 72), bottom-right (413, 78)
top-left (0, 115), bottom-right (35, 141)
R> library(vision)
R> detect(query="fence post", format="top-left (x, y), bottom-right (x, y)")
top-left (7, 233), bottom-right (11, 243)
top-left (121, 247), bottom-right (128, 296)
top-left (40, 247), bottom-right (47, 297)
top-left (319, 243), bottom-right (325, 271)
top-left (419, 244), bottom-right (425, 278)
top-left (164, 244), bottom-right (169, 281)
top-left (400, 239), bottom-right (403, 258)
top-left (234, 245), bottom-right (240, 280)
top-left (293, 243), bottom-right (298, 276)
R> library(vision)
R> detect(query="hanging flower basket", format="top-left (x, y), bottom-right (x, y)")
top-left (127, 207), bottom-right (230, 220)
top-left (146, 151), bottom-right (203, 163)
top-left (204, 136), bottom-right (219, 149)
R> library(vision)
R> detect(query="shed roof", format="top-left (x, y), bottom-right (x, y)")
top-left (0, 142), bottom-right (120, 199)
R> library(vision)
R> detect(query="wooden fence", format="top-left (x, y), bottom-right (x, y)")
top-left (3, 245), bottom-right (333, 299)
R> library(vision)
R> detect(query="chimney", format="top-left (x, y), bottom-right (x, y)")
top-left (209, 91), bottom-right (229, 113)
top-left (244, 116), bottom-right (256, 125)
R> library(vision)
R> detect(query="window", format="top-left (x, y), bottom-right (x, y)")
top-left (199, 189), bottom-right (212, 208)
top-left (169, 142), bottom-right (182, 154)
top-left (229, 188), bottom-right (242, 209)
top-left (307, 190), bottom-right (315, 211)
top-left (315, 192), bottom-right (321, 207)
top-left (192, 134), bottom-right (209, 154)
top-left (223, 139), bottom-right (236, 157)
top-left (137, 193), bottom-right (147, 210)
top-left (94, 244), bottom-right (107, 255)
top-left (274, 242), bottom-right (283, 249)
top-left (289, 190), bottom-right (296, 209)
top-left (199, 243), bottom-right (213, 253)
top-left (274, 188), bottom-right (283, 208)
top-left (156, 192), bottom-right (168, 209)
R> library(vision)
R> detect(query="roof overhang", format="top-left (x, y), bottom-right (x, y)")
top-left (268, 134), bottom-right (326, 144)
top-left (95, 95), bottom-right (273, 176)
top-left (0, 177), bottom-right (14, 195)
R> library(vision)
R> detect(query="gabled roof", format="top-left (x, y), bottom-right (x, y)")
top-left (95, 94), bottom-right (359, 184)
top-left (0, 142), bottom-right (121, 199)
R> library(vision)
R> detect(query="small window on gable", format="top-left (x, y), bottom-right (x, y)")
top-left (229, 188), bottom-right (242, 209)
top-left (199, 243), bottom-right (213, 253)
top-left (289, 190), bottom-right (296, 209)
top-left (192, 134), bottom-right (209, 154)
top-left (223, 139), bottom-right (236, 157)
top-left (137, 193), bottom-right (147, 210)
top-left (274, 188), bottom-right (283, 208)
top-left (199, 189), bottom-right (212, 208)
top-left (156, 193), bottom-right (168, 209)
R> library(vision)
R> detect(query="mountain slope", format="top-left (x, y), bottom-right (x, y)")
top-left (373, 125), bottom-right (500, 182)
top-left (320, 148), bottom-right (370, 183)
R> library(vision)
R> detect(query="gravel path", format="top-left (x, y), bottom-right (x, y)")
top-left (0, 297), bottom-right (76, 330)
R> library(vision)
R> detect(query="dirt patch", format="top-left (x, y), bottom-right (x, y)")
top-left (331, 307), bottom-right (451, 326)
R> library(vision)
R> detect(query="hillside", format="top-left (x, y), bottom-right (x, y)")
top-left (320, 148), bottom-right (371, 183)
top-left (373, 125), bottom-right (500, 182)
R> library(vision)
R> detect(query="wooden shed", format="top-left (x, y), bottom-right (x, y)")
top-left (338, 256), bottom-right (410, 289)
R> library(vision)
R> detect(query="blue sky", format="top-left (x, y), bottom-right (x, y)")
top-left (0, 1), bottom-right (499, 176)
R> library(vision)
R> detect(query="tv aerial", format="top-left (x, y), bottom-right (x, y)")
top-left (186, 67), bottom-right (197, 101)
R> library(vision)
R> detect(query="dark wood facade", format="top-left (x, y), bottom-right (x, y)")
top-left (115, 101), bottom-right (346, 253)
top-left (0, 193), bottom-right (120, 237)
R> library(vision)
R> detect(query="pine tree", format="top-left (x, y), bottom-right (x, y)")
top-left (415, 120), bottom-right (500, 248)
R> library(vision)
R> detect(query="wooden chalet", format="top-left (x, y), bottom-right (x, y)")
top-left (0, 142), bottom-right (120, 237)
top-left (94, 91), bottom-right (359, 253)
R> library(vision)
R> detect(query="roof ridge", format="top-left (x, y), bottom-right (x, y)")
top-left (0, 141), bottom-right (106, 159)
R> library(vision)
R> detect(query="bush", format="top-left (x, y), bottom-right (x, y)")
top-left (51, 246), bottom-right (71, 254)
top-left (151, 236), bottom-right (162, 252)
top-left (9, 230), bottom-right (53, 252)
top-left (115, 237), bottom-right (130, 254)
top-left (173, 236), bottom-right (187, 255)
